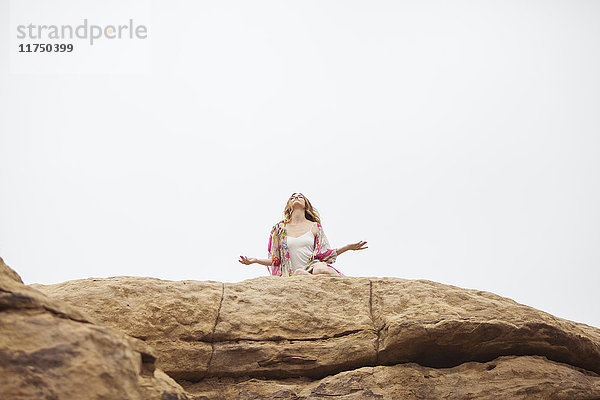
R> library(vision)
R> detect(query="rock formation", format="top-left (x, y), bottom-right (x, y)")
top-left (3, 253), bottom-right (600, 399)
top-left (0, 257), bottom-right (189, 400)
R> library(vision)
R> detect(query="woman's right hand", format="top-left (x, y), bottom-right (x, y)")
top-left (238, 256), bottom-right (257, 265)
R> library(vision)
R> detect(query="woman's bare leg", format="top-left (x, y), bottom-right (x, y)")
top-left (312, 263), bottom-right (340, 276)
top-left (293, 269), bottom-right (311, 276)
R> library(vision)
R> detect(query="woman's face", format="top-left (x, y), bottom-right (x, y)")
top-left (289, 193), bottom-right (306, 209)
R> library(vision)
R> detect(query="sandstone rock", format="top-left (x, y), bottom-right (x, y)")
top-left (0, 261), bottom-right (90, 324)
top-left (0, 256), bottom-right (23, 284)
top-left (34, 275), bottom-right (600, 383)
top-left (181, 355), bottom-right (600, 400)
top-left (27, 269), bottom-right (600, 399)
top-left (33, 276), bottom-right (223, 380)
top-left (34, 276), bottom-right (378, 379)
top-left (210, 276), bottom-right (377, 378)
top-left (0, 258), bottom-right (190, 400)
top-left (371, 279), bottom-right (600, 374)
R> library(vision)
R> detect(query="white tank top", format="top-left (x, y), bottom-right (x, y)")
top-left (286, 222), bottom-right (316, 272)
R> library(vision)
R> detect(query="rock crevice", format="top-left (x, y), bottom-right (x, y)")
top-left (207, 282), bottom-right (225, 375)
top-left (368, 279), bottom-right (382, 365)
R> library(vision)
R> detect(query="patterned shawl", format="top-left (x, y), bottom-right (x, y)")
top-left (266, 219), bottom-right (342, 276)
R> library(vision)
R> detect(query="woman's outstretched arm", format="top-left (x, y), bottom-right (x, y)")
top-left (312, 223), bottom-right (368, 263)
top-left (334, 241), bottom-right (368, 256)
top-left (239, 256), bottom-right (272, 266)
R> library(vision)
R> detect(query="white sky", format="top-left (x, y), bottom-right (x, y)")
top-left (1, 0), bottom-right (599, 329)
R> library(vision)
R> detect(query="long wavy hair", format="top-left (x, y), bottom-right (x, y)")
top-left (283, 192), bottom-right (322, 224)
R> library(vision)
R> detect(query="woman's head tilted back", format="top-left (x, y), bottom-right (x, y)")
top-left (283, 192), bottom-right (322, 224)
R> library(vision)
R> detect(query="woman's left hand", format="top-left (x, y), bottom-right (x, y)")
top-left (348, 241), bottom-right (368, 251)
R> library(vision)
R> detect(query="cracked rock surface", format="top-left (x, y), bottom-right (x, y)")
top-left (30, 271), bottom-right (600, 399)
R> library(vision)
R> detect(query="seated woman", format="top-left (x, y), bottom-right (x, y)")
top-left (239, 192), bottom-right (367, 276)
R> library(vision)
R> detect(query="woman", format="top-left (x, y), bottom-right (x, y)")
top-left (239, 192), bottom-right (368, 276)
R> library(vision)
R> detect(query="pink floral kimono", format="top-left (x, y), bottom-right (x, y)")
top-left (267, 220), bottom-right (343, 277)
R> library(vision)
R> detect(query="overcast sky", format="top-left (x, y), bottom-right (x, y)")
top-left (1, 0), bottom-right (599, 329)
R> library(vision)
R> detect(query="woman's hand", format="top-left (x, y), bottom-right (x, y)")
top-left (335, 241), bottom-right (368, 256)
top-left (238, 256), bottom-right (257, 265)
top-left (347, 241), bottom-right (368, 251)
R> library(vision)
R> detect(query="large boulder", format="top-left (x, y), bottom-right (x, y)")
top-left (0, 257), bottom-right (190, 400)
top-left (33, 275), bottom-right (600, 379)
top-left (32, 273), bottom-right (600, 399)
